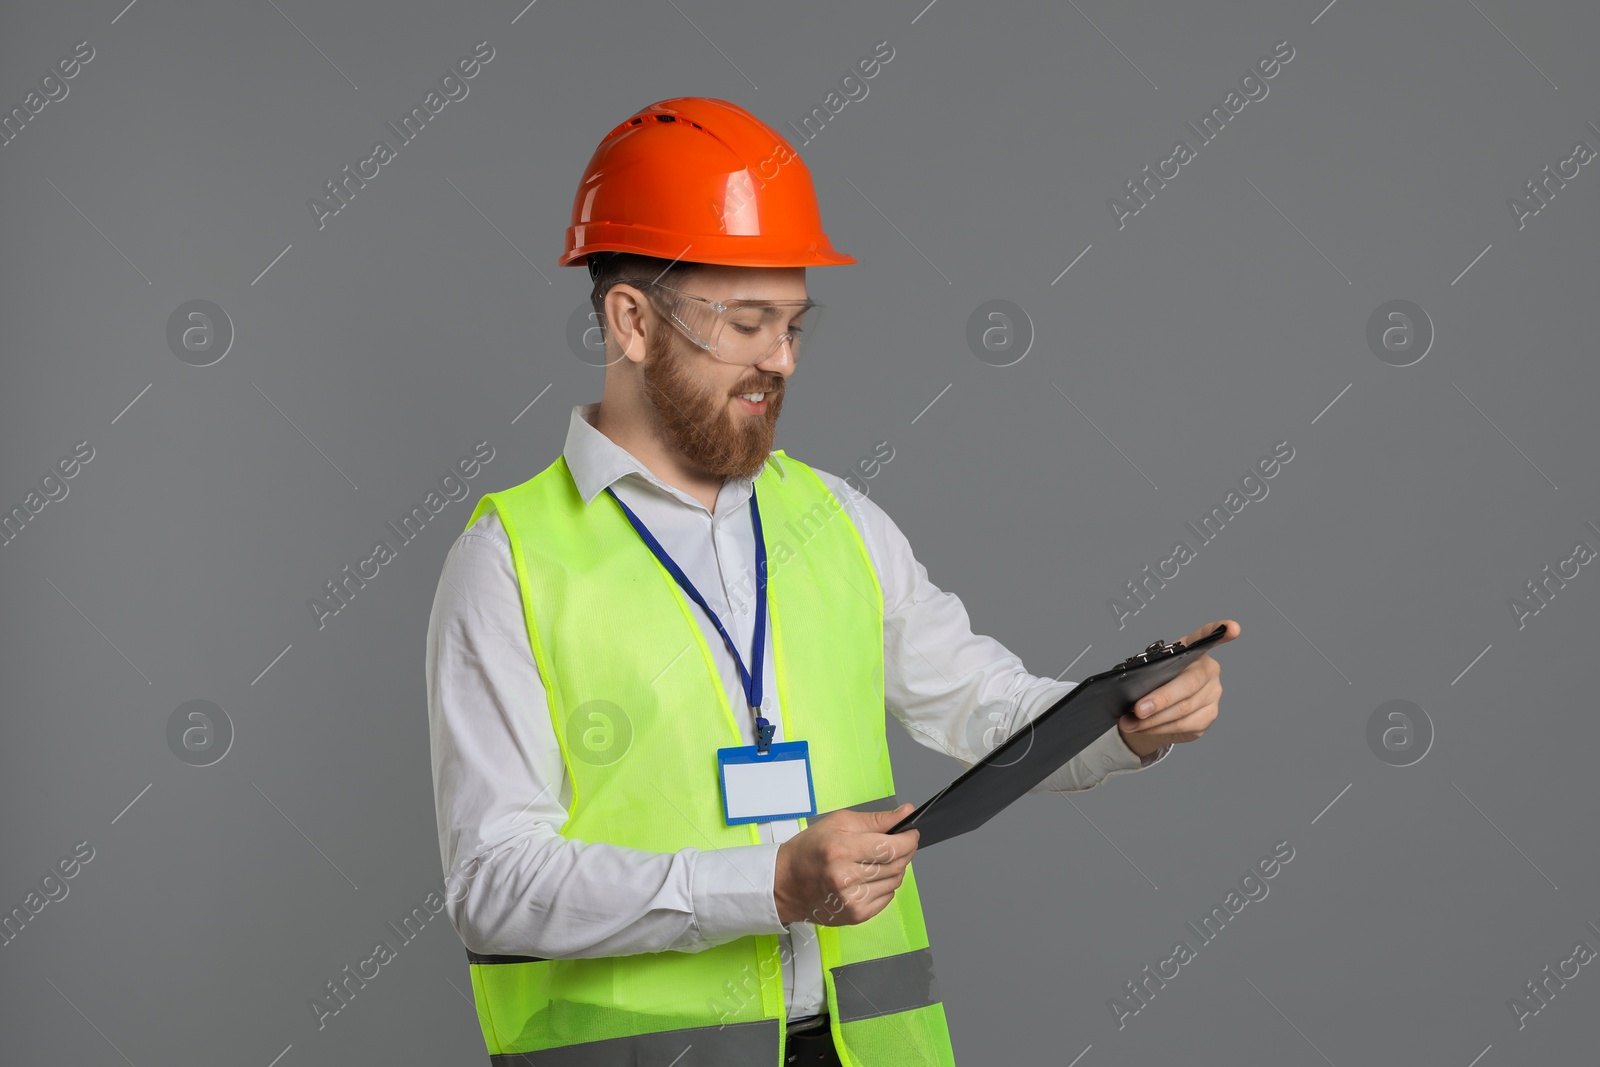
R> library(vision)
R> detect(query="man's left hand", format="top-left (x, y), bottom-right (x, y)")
top-left (1117, 619), bottom-right (1240, 759)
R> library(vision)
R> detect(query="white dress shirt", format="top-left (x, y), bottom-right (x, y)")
top-left (426, 402), bottom-right (1169, 1023)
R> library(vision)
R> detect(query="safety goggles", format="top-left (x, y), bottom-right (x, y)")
top-left (647, 281), bottom-right (824, 366)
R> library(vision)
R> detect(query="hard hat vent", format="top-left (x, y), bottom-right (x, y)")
top-left (626, 114), bottom-right (704, 131)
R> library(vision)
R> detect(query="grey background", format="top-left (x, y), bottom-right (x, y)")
top-left (2, 0), bottom-right (1596, 1064)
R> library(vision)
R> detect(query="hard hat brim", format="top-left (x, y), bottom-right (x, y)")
top-left (561, 224), bottom-right (856, 269)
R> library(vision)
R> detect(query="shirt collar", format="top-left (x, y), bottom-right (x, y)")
top-left (563, 401), bottom-right (786, 508)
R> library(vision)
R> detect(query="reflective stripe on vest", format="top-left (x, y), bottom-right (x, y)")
top-left (475, 949), bottom-right (943, 1064)
top-left (486, 1019), bottom-right (778, 1066)
top-left (831, 947), bottom-right (941, 1023)
top-left (460, 451), bottom-right (957, 1066)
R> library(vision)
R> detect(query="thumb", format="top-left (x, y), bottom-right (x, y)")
top-left (868, 802), bottom-right (914, 829)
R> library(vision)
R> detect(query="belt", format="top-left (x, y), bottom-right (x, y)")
top-left (786, 1012), bottom-right (830, 1035)
top-left (784, 1013), bottom-right (840, 1067)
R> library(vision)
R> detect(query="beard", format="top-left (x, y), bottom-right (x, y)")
top-left (638, 326), bottom-right (785, 481)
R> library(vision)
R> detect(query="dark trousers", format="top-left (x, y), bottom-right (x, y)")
top-left (785, 1015), bottom-right (842, 1066)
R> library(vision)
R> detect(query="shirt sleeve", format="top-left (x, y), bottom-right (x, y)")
top-left (426, 512), bottom-right (787, 960)
top-left (814, 472), bottom-right (1171, 794)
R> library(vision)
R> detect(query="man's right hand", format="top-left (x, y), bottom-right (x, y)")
top-left (773, 803), bottom-right (920, 927)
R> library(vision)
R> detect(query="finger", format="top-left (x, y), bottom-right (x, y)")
top-left (842, 866), bottom-right (908, 902)
top-left (1126, 676), bottom-right (1219, 730)
top-left (858, 877), bottom-right (905, 908)
top-left (835, 880), bottom-right (898, 917)
top-left (856, 831), bottom-right (917, 866)
top-left (1141, 707), bottom-right (1216, 745)
top-left (822, 803), bottom-right (907, 833)
top-left (854, 854), bottom-right (913, 884)
top-left (1131, 658), bottom-right (1213, 720)
top-left (868, 802), bottom-right (913, 824)
top-left (1177, 619), bottom-right (1240, 648)
top-left (832, 869), bottom-right (895, 910)
top-left (1125, 690), bottom-right (1219, 736)
top-left (834, 803), bottom-right (912, 833)
top-left (834, 846), bottom-right (913, 889)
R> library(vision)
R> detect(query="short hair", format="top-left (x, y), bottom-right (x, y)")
top-left (586, 252), bottom-right (701, 340)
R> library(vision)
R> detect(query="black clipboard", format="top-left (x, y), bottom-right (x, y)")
top-left (887, 624), bottom-right (1231, 848)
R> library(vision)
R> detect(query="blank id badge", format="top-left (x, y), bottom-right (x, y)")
top-left (717, 740), bottom-right (818, 825)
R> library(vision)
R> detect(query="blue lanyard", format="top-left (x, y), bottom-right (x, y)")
top-left (604, 484), bottom-right (776, 753)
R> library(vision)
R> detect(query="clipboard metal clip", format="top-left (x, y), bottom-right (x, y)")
top-left (1115, 638), bottom-right (1188, 672)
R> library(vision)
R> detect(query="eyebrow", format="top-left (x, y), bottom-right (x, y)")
top-left (725, 297), bottom-right (818, 310)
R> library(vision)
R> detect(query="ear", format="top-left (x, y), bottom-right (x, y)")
top-left (605, 285), bottom-right (651, 365)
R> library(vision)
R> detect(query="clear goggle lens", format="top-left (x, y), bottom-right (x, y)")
top-left (652, 284), bottom-right (824, 365)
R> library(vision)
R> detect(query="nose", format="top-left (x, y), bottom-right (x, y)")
top-left (758, 335), bottom-right (796, 376)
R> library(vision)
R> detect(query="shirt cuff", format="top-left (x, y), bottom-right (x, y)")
top-left (1031, 725), bottom-right (1169, 792)
top-left (1137, 741), bottom-right (1173, 768)
top-left (1110, 726), bottom-right (1172, 770)
top-left (689, 842), bottom-right (787, 945)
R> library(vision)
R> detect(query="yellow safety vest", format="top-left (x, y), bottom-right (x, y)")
top-left (459, 449), bottom-right (958, 1066)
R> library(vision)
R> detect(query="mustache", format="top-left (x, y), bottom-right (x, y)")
top-left (730, 377), bottom-right (784, 396)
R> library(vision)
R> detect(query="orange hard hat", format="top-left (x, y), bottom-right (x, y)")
top-left (559, 97), bottom-right (855, 271)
